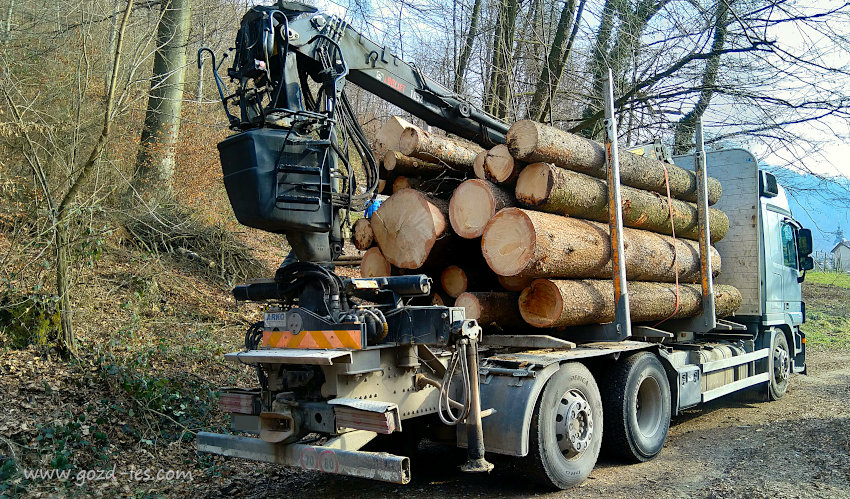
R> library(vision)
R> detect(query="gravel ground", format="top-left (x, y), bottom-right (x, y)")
top-left (218, 347), bottom-right (850, 499)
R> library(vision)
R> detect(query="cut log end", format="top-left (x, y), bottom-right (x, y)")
top-left (441, 265), bottom-right (468, 298)
top-left (473, 150), bottom-right (487, 179)
top-left (518, 279), bottom-right (563, 327)
top-left (352, 217), bottom-right (374, 250)
top-left (454, 292), bottom-right (482, 320)
top-left (398, 128), bottom-right (422, 157)
top-left (506, 120), bottom-right (540, 160)
top-left (484, 144), bottom-right (517, 183)
top-left (481, 207), bottom-right (535, 276)
top-left (360, 247), bottom-right (392, 278)
top-left (449, 179), bottom-right (498, 239)
top-left (382, 151), bottom-right (399, 171)
top-left (370, 189), bottom-right (447, 269)
top-left (514, 162), bottom-right (553, 205)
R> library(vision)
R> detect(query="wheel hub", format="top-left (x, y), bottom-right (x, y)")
top-left (774, 346), bottom-right (790, 382)
top-left (555, 389), bottom-right (594, 459)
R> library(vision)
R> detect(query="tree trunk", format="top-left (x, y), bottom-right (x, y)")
top-left (370, 189), bottom-right (450, 269)
top-left (449, 179), bottom-right (514, 238)
top-left (507, 120), bottom-right (722, 204)
top-left (515, 162), bottom-right (729, 241)
top-left (360, 247), bottom-right (393, 278)
top-left (54, 221), bottom-right (76, 356)
top-left (486, 0), bottom-right (520, 119)
top-left (518, 279), bottom-right (742, 327)
top-left (398, 127), bottom-right (483, 171)
top-left (382, 151), bottom-right (443, 177)
top-left (453, 0), bottom-right (483, 94)
top-left (352, 217), bottom-right (374, 250)
top-left (673, 0), bottom-right (731, 154)
top-left (481, 208), bottom-right (721, 281)
top-left (456, 291), bottom-right (524, 328)
top-left (484, 144), bottom-right (524, 184)
top-left (527, 0), bottom-right (585, 122)
top-left (134, 0), bottom-right (192, 197)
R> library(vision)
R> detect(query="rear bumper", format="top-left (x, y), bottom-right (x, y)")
top-left (197, 432), bottom-right (411, 484)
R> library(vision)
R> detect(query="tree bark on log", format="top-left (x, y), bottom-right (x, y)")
top-left (481, 208), bottom-right (721, 281)
top-left (506, 120), bottom-right (721, 204)
top-left (518, 279), bottom-right (742, 327)
top-left (351, 217), bottom-right (375, 250)
top-left (375, 116), bottom-right (417, 153)
top-left (515, 162), bottom-right (729, 241)
top-left (484, 144), bottom-right (525, 184)
top-left (449, 179), bottom-right (515, 239)
top-left (399, 127), bottom-right (483, 172)
top-left (456, 291), bottom-right (525, 328)
top-left (360, 247), bottom-right (393, 278)
top-left (370, 189), bottom-right (450, 269)
top-left (382, 151), bottom-right (444, 177)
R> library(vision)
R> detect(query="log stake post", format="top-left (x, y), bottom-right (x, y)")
top-left (603, 68), bottom-right (631, 341)
top-left (692, 120), bottom-right (717, 332)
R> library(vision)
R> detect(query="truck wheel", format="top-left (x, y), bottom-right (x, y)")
top-left (768, 330), bottom-right (791, 400)
top-left (528, 362), bottom-right (602, 490)
top-left (601, 352), bottom-right (671, 462)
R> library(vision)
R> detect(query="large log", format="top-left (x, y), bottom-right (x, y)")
top-left (370, 189), bottom-right (450, 269)
top-left (375, 116), bottom-right (418, 153)
top-left (455, 291), bottom-right (525, 328)
top-left (484, 144), bottom-right (525, 184)
top-left (515, 162), bottom-right (729, 242)
top-left (506, 120), bottom-right (721, 204)
top-left (399, 127), bottom-right (483, 172)
top-left (382, 151), bottom-right (444, 177)
top-left (351, 217), bottom-right (375, 250)
top-left (449, 179), bottom-right (515, 239)
top-left (360, 247), bottom-right (393, 278)
top-left (481, 208), bottom-right (721, 281)
top-left (518, 279), bottom-right (742, 328)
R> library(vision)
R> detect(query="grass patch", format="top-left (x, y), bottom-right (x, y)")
top-left (805, 272), bottom-right (850, 289)
top-left (803, 279), bottom-right (850, 349)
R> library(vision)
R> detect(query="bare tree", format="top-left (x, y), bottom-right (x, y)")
top-left (134, 0), bottom-right (192, 198)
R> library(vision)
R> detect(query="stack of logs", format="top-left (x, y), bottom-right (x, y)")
top-left (355, 117), bottom-right (743, 331)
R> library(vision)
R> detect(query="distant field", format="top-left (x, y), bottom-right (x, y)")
top-left (802, 273), bottom-right (850, 349)
top-left (805, 271), bottom-right (850, 288)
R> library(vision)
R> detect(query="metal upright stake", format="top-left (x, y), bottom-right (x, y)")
top-left (604, 68), bottom-right (631, 339)
top-left (694, 120), bottom-right (716, 331)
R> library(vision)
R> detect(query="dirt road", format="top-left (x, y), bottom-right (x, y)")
top-left (221, 348), bottom-right (850, 499)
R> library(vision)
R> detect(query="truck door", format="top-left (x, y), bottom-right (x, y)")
top-left (777, 219), bottom-right (803, 325)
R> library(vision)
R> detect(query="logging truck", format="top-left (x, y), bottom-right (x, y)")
top-left (195, 2), bottom-right (815, 489)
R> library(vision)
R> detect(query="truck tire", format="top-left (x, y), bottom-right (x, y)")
top-left (768, 330), bottom-right (791, 400)
top-left (601, 352), bottom-right (671, 462)
top-left (528, 362), bottom-right (602, 490)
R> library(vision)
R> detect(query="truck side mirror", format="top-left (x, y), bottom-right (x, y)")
top-left (798, 255), bottom-right (814, 283)
top-left (759, 171), bottom-right (779, 198)
top-left (797, 228), bottom-right (813, 256)
top-left (801, 256), bottom-right (814, 271)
